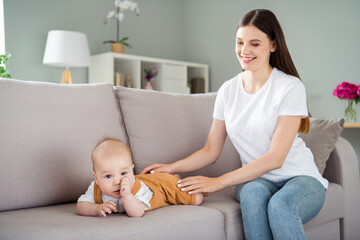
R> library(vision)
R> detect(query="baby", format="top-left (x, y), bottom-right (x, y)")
top-left (76, 138), bottom-right (203, 217)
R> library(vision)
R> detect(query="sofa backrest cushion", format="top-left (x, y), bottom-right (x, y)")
top-left (115, 87), bottom-right (241, 177)
top-left (299, 118), bottom-right (344, 175)
top-left (0, 79), bottom-right (127, 211)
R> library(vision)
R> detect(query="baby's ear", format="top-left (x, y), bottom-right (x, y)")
top-left (132, 164), bottom-right (134, 169)
top-left (93, 172), bottom-right (98, 183)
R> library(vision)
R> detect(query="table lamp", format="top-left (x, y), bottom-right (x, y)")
top-left (43, 30), bottom-right (90, 84)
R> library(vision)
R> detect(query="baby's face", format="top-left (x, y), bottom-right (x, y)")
top-left (93, 151), bottom-right (134, 198)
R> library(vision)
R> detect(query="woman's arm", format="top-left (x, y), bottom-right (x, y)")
top-left (140, 119), bottom-right (227, 174)
top-left (178, 116), bottom-right (301, 194)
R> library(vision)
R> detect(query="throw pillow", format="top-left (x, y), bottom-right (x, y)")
top-left (299, 118), bottom-right (345, 175)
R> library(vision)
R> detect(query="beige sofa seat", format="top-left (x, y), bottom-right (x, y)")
top-left (0, 204), bottom-right (226, 240)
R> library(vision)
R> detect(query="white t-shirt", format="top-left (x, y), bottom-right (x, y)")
top-left (77, 180), bottom-right (154, 212)
top-left (213, 68), bottom-right (328, 188)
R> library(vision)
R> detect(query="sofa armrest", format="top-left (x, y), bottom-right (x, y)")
top-left (323, 137), bottom-right (360, 240)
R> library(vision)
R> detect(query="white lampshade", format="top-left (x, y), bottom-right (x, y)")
top-left (43, 30), bottom-right (90, 67)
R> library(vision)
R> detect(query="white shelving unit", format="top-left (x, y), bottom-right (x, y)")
top-left (89, 52), bottom-right (209, 94)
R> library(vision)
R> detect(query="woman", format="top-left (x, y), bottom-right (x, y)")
top-left (141, 9), bottom-right (327, 239)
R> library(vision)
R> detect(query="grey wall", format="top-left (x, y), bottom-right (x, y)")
top-left (4, 0), bottom-right (360, 169)
top-left (4, 0), bottom-right (186, 83)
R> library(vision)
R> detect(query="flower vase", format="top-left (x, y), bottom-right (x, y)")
top-left (345, 99), bottom-right (357, 123)
top-left (144, 81), bottom-right (153, 90)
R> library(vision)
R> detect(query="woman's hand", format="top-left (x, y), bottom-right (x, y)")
top-left (140, 163), bottom-right (174, 175)
top-left (177, 176), bottom-right (224, 195)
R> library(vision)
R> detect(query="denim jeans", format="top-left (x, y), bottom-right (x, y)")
top-left (235, 176), bottom-right (326, 240)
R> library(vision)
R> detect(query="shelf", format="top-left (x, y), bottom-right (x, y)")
top-left (344, 123), bottom-right (360, 128)
top-left (89, 52), bottom-right (209, 94)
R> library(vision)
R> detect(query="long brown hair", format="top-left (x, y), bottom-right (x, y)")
top-left (237, 9), bottom-right (310, 133)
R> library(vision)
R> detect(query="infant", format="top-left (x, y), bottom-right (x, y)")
top-left (76, 138), bottom-right (203, 217)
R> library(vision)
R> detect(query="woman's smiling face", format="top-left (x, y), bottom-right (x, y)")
top-left (235, 25), bottom-right (275, 72)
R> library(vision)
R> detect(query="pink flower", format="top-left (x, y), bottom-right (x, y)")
top-left (333, 81), bottom-right (358, 100)
top-left (358, 85), bottom-right (360, 96)
top-left (144, 68), bottom-right (157, 81)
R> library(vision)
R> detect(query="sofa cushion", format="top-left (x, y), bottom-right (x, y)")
top-left (304, 182), bottom-right (344, 228)
top-left (299, 118), bottom-right (344, 174)
top-left (115, 87), bottom-right (241, 176)
top-left (0, 79), bottom-right (127, 211)
top-left (201, 187), bottom-right (245, 240)
top-left (0, 203), bottom-right (226, 240)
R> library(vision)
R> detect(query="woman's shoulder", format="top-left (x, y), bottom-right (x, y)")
top-left (272, 68), bottom-right (305, 89)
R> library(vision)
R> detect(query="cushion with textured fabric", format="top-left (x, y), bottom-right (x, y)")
top-left (115, 87), bottom-right (241, 177)
top-left (0, 79), bottom-right (126, 211)
top-left (299, 118), bottom-right (344, 175)
top-left (0, 203), bottom-right (226, 240)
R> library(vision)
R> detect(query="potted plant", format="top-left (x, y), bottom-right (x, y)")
top-left (143, 68), bottom-right (157, 90)
top-left (0, 53), bottom-right (11, 79)
top-left (103, 0), bottom-right (139, 53)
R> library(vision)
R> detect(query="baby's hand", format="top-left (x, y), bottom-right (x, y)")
top-left (120, 175), bottom-right (134, 197)
top-left (95, 201), bottom-right (117, 217)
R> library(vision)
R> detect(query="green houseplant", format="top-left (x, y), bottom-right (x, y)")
top-left (0, 53), bottom-right (11, 78)
top-left (103, 0), bottom-right (139, 53)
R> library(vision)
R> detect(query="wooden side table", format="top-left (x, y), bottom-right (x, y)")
top-left (344, 123), bottom-right (360, 128)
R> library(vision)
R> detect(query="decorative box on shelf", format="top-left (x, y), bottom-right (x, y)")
top-left (89, 52), bottom-right (209, 94)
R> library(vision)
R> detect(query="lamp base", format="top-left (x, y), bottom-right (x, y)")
top-left (61, 69), bottom-right (73, 84)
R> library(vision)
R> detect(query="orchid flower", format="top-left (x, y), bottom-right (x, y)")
top-left (103, 0), bottom-right (139, 47)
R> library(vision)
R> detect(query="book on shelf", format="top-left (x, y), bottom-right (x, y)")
top-left (114, 72), bottom-right (125, 86)
top-left (125, 74), bottom-right (132, 88)
top-left (190, 77), bottom-right (205, 93)
top-left (114, 72), bottom-right (133, 88)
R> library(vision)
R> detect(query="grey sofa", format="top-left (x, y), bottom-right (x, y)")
top-left (0, 78), bottom-right (359, 240)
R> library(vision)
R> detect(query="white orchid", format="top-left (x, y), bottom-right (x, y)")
top-left (118, 13), bottom-right (124, 21)
top-left (114, 0), bottom-right (121, 7)
top-left (104, 0), bottom-right (139, 23)
top-left (112, 0), bottom-right (139, 18)
top-left (119, 1), bottom-right (131, 10)
top-left (132, 3), bottom-right (140, 15)
top-left (106, 11), bottom-right (115, 20)
top-left (103, 0), bottom-right (140, 47)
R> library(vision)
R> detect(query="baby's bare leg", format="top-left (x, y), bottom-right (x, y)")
top-left (194, 193), bottom-right (203, 206)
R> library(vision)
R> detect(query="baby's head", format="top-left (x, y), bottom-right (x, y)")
top-left (92, 138), bottom-right (134, 198)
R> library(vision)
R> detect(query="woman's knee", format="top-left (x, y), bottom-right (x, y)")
top-left (267, 176), bottom-right (326, 224)
top-left (236, 180), bottom-right (275, 207)
top-left (268, 193), bottom-right (294, 220)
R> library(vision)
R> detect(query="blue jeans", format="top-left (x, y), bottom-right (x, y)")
top-left (235, 176), bottom-right (326, 240)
